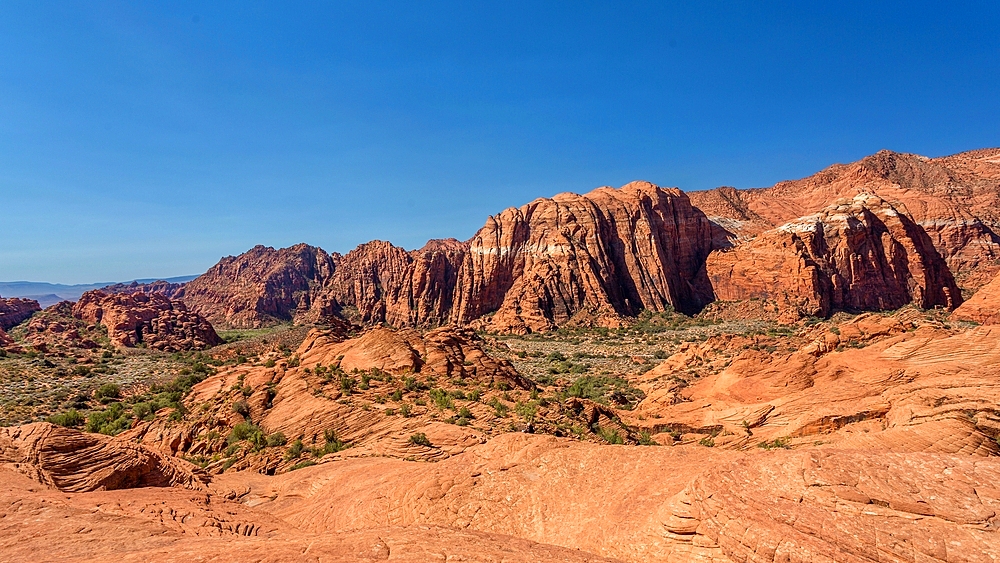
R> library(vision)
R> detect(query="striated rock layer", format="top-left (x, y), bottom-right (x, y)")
top-left (952, 271), bottom-right (1000, 325)
top-left (691, 148), bottom-right (1000, 290)
top-left (706, 194), bottom-right (961, 317)
top-left (450, 181), bottom-right (717, 332)
top-left (102, 279), bottom-right (187, 299)
top-left (0, 295), bottom-right (41, 330)
top-left (73, 290), bottom-right (222, 351)
top-left (179, 243), bottom-right (335, 328)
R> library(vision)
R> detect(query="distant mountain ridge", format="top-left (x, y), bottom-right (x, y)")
top-left (0, 276), bottom-right (197, 307)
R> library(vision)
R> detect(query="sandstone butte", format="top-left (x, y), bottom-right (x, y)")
top-left (72, 290), bottom-right (223, 351)
top-left (169, 149), bottom-right (1000, 333)
top-left (0, 295), bottom-right (41, 331)
top-left (5, 312), bottom-right (1000, 561)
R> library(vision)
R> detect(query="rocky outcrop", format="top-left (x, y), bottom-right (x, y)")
top-left (179, 243), bottom-right (335, 328)
top-left (451, 181), bottom-right (717, 332)
top-left (0, 295), bottom-right (41, 330)
top-left (320, 238), bottom-right (467, 327)
top-left (73, 290), bottom-right (222, 351)
top-left (952, 271), bottom-right (1000, 325)
top-left (102, 279), bottom-right (186, 299)
top-left (0, 422), bottom-right (205, 492)
top-left (691, 148), bottom-right (1000, 290)
top-left (706, 194), bottom-right (961, 317)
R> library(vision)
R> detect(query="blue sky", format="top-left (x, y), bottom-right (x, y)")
top-left (1, 1), bottom-right (998, 283)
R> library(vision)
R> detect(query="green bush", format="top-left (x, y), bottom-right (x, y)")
top-left (514, 401), bottom-right (537, 423)
top-left (638, 430), bottom-right (658, 445)
top-left (266, 432), bottom-right (288, 447)
top-left (457, 406), bottom-right (473, 419)
top-left (429, 388), bottom-right (454, 410)
top-left (227, 421), bottom-right (261, 445)
top-left (47, 409), bottom-right (84, 428)
top-left (399, 403), bottom-right (412, 417)
top-left (94, 383), bottom-right (121, 402)
top-left (285, 438), bottom-right (304, 460)
top-left (563, 375), bottom-right (645, 410)
top-left (408, 432), bottom-right (432, 447)
top-left (85, 402), bottom-right (132, 435)
top-left (289, 460), bottom-right (316, 471)
top-left (596, 425), bottom-right (624, 445)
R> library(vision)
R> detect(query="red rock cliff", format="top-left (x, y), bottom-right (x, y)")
top-left (0, 296), bottom-right (41, 331)
top-left (73, 290), bottom-right (222, 351)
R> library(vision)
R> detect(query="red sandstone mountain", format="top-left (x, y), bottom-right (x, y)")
top-left (706, 194), bottom-right (961, 317)
top-left (177, 150), bottom-right (997, 331)
top-left (690, 148), bottom-right (1000, 290)
top-left (73, 290), bottom-right (222, 351)
top-left (0, 295), bottom-right (41, 331)
top-left (952, 271), bottom-right (1000, 325)
top-left (178, 243), bottom-right (335, 328)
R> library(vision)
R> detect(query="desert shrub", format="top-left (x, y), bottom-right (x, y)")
top-left (562, 375), bottom-right (645, 410)
top-left (457, 406), bottom-right (473, 419)
top-left (47, 409), bottom-right (84, 428)
top-left (514, 401), bottom-right (537, 423)
top-left (285, 439), bottom-right (304, 460)
top-left (390, 388), bottom-right (404, 401)
top-left (757, 437), bottom-right (791, 450)
top-left (85, 402), bottom-right (132, 435)
top-left (638, 430), bottom-right (658, 445)
top-left (595, 425), bottom-right (624, 445)
top-left (399, 403), bottom-right (412, 417)
top-left (266, 432), bottom-right (287, 447)
top-left (408, 432), bottom-right (432, 447)
top-left (467, 388), bottom-right (482, 402)
top-left (232, 400), bottom-right (251, 418)
top-left (94, 383), bottom-right (121, 402)
top-left (339, 375), bottom-right (357, 395)
top-left (132, 402), bottom-right (154, 421)
top-left (289, 460), bottom-right (316, 471)
top-left (488, 397), bottom-right (508, 418)
top-left (227, 421), bottom-right (262, 445)
top-left (429, 388), bottom-right (454, 410)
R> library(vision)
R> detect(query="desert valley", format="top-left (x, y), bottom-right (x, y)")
top-left (1, 148), bottom-right (1000, 561)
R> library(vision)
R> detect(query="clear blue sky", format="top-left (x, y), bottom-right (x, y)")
top-left (1, 1), bottom-right (998, 283)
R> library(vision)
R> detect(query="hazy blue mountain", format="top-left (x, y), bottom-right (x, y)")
top-left (0, 275), bottom-right (197, 307)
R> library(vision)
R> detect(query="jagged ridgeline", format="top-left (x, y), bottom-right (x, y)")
top-left (168, 148), bottom-right (999, 332)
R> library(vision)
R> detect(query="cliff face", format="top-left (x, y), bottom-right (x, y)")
top-left (179, 244), bottom-right (335, 328)
top-left (690, 148), bottom-right (1000, 290)
top-left (952, 271), bottom-right (1000, 325)
top-left (0, 296), bottom-right (41, 331)
top-left (177, 151), bottom-right (998, 331)
top-left (706, 194), bottom-right (962, 317)
top-left (451, 181), bottom-right (717, 332)
top-left (73, 290), bottom-right (221, 351)
top-left (319, 238), bottom-right (467, 328)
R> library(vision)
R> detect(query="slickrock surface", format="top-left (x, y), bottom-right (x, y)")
top-left (0, 422), bottom-right (205, 492)
top-left (0, 295), bottom-right (41, 330)
top-left (952, 271), bottom-right (1000, 325)
top-left (73, 290), bottom-right (222, 351)
top-left (707, 194), bottom-right (961, 317)
top-left (691, 148), bottom-right (1000, 290)
top-left (626, 312), bottom-right (1000, 452)
top-left (179, 243), bottom-right (335, 328)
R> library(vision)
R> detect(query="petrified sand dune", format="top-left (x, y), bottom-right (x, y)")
top-left (0, 422), bottom-right (205, 492)
top-left (952, 271), bottom-right (1000, 325)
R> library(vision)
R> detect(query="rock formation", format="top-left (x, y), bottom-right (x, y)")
top-left (449, 181), bottom-right (717, 332)
top-left (952, 271), bottom-right (1000, 325)
top-left (102, 279), bottom-right (187, 299)
top-left (690, 148), bottom-right (1000, 291)
top-left (73, 290), bottom-right (222, 351)
top-left (320, 238), bottom-right (467, 327)
top-left (178, 243), bottom-right (335, 328)
top-left (0, 295), bottom-right (41, 330)
top-left (706, 194), bottom-right (961, 317)
top-left (0, 422), bottom-right (205, 492)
